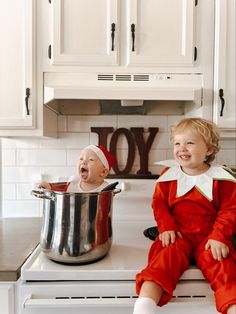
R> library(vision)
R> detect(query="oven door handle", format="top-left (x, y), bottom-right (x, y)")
top-left (24, 297), bottom-right (136, 308)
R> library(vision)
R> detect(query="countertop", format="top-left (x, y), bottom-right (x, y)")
top-left (0, 218), bottom-right (41, 281)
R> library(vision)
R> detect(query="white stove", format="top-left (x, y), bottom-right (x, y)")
top-left (18, 180), bottom-right (219, 314)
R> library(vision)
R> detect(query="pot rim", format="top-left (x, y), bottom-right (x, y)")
top-left (31, 187), bottom-right (121, 200)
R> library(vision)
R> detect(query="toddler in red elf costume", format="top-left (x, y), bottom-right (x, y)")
top-left (133, 118), bottom-right (236, 314)
top-left (39, 145), bottom-right (116, 192)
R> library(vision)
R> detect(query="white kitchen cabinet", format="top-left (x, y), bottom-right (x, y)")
top-left (49, 0), bottom-right (118, 66)
top-left (45, 0), bottom-right (198, 68)
top-left (213, 0), bottom-right (236, 137)
top-left (0, 0), bottom-right (57, 137)
top-left (0, 0), bottom-right (34, 129)
top-left (0, 283), bottom-right (15, 314)
top-left (128, 0), bottom-right (195, 67)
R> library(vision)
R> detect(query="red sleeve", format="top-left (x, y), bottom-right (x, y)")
top-left (208, 180), bottom-right (236, 245)
top-left (49, 182), bottom-right (69, 192)
top-left (152, 169), bottom-right (178, 233)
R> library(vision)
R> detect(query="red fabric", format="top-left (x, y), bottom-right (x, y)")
top-left (136, 170), bottom-right (236, 314)
top-left (49, 182), bottom-right (69, 192)
top-left (96, 145), bottom-right (116, 170)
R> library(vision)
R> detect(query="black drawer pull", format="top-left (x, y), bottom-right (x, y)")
top-left (111, 23), bottom-right (115, 51)
top-left (131, 24), bottom-right (135, 51)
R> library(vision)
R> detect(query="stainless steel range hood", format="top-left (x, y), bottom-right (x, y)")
top-left (44, 72), bottom-right (203, 107)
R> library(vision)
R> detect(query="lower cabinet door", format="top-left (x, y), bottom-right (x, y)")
top-left (0, 283), bottom-right (15, 314)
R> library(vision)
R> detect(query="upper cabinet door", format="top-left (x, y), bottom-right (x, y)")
top-left (127, 0), bottom-right (196, 67)
top-left (213, 0), bottom-right (235, 135)
top-left (0, 0), bottom-right (34, 129)
top-left (50, 0), bottom-right (119, 66)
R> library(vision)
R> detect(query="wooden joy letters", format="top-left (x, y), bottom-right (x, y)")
top-left (91, 127), bottom-right (159, 175)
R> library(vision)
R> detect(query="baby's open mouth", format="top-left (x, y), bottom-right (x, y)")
top-left (80, 167), bottom-right (89, 179)
top-left (80, 167), bottom-right (88, 173)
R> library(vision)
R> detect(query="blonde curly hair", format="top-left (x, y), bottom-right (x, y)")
top-left (170, 118), bottom-right (220, 163)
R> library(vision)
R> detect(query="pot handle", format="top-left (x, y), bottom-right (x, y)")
top-left (113, 188), bottom-right (121, 195)
top-left (31, 189), bottom-right (56, 201)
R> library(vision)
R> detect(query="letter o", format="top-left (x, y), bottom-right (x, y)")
top-left (110, 128), bottom-right (135, 174)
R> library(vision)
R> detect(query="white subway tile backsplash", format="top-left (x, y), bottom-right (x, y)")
top-left (17, 149), bottom-right (67, 166)
top-left (149, 164), bottom-right (167, 175)
top-left (39, 166), bottom-right (74, 182)
top-left (167, 149), bottom-right (174, 160)
top-left (149, 149), bottom-right (167, 165)
top-left (219, 139), bottom-right (236, 150)
top-left (67, 149), bottom-right (82, 166)
top-left (1, 137), bottom-right (40, 149)
top-left (2, 149), bottom-right (16, 166)
top-left (17, 183), bottom-right (35, 200)
top-left (89, 132), bottom-right (99, 145)
top-left (216, 150), bottom-right (236, 167)
top-left (152, 132), bottom-right (171, 150)
top-left (2, 184), bottom-right (16, 200)
top-left (2, 166), bottom-right (42, 183)
top-left (40, 133), bottom-right (90, 149)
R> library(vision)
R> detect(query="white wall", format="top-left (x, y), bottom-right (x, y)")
top-left (1, 114), bottom-right (235, 217)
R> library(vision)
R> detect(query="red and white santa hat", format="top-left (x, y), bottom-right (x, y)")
top-left (86, 145), bottom-right (116, 170)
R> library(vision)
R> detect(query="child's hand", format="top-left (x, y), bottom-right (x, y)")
top-left (205, 239), bottom-right (229, 261)
top-left (159, 230), bottom-right (182, 247)
top-left (38, 182), bottom-right (51, 190)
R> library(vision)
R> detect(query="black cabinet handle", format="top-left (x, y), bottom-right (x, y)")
top-left (219, 89), bottom-right (225, 116)
top-left (25, 88), bottom-right (30, 115)
top-left (48, 45), bottom-right (52, 59)
top-left (111, 23), bottom-right (115, 51)
top-left (131, 24), bottom-right (135, 51)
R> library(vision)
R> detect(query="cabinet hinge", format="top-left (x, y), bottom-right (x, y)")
top-left (48, 45), bottom-right (52, 59)
top-left (195, 0), bottom-right (198, 6)
top-left (194, 47), bottom-right (197, 61)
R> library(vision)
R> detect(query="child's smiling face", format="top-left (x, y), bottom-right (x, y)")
top-left (173, 128), bottom-right (213, 175)
top-left (77, 148), bottom-right (108, 184)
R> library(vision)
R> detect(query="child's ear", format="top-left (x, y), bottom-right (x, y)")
top-left (206, 147), bottom-right (214, 156)
top-left (100, 168), bottom-right (109, 178)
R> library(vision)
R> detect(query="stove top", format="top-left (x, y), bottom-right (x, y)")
top-left (21, 221), bottom-right (204, 282)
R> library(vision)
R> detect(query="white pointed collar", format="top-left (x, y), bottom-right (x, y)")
top-left (155, 160), bottom-right (236, 200)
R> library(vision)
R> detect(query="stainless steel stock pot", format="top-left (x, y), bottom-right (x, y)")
top-left (31, 183), bottom-right (121, 264)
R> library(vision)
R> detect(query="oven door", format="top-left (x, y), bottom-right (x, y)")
top-left (19, 281), bottom-right (219, 314)
top-left (19, 281), bottom-right (135, 314)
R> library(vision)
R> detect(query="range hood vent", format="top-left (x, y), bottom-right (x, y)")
top-left (115, 74), bottom-right (132, 81)
top-left (97, 74), bottom-right (113, 81)
top-left (44, 72), bottom-right (203, 107)
top-left (133, 74), bottom-right (149, 81)
top-left (97, 74), bottom-right (149, 82)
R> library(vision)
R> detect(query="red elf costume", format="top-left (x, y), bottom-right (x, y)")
top-left (136, 160), bottom-right (236, 314)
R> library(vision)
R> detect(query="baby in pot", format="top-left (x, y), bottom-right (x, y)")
top-left (39, 145), bottom-right (116, 192)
